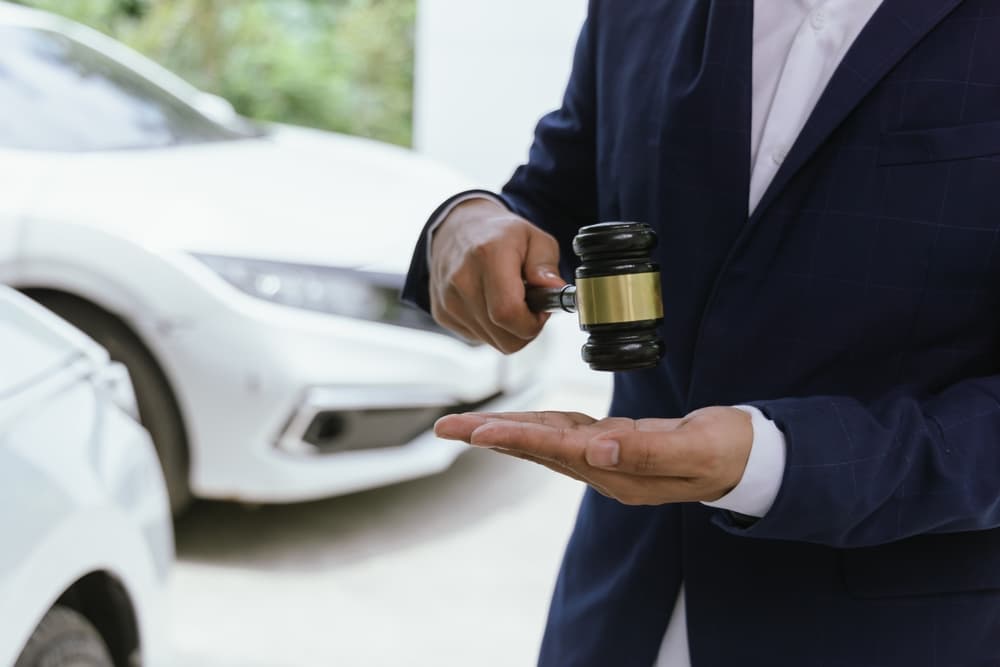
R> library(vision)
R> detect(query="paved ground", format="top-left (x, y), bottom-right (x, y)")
top-left (168, 379), bottom-right (611, 667)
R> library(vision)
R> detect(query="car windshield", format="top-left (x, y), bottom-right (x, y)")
top-left (0, 26), bottom-right (259, 151)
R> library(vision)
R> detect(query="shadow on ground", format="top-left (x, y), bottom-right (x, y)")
top-left (173, 446), bottom-right (560, 573)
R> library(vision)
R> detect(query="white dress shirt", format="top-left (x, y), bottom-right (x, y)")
top-left (429, 1), bottom-right (884, 665)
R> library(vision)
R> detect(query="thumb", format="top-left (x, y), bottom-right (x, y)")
top-left (523, 227), bottom-right (565, 288)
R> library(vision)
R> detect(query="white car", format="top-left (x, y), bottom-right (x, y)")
top-left (0, 288), bottom-right (171, 667)
top-left (0, 2), bottom-right (547, 515)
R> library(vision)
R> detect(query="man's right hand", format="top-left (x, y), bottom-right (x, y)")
top-left (429, 198), bottom-right (566, 354)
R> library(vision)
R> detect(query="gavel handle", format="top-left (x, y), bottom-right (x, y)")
top-left (526, 285), bottom-right (578, 314)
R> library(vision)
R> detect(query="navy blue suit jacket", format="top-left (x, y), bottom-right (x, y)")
top-left (404, 1), bottom-right (1000, 664)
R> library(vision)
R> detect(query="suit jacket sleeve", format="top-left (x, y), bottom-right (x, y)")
top-left (711, 379), bottom-right (1000, 549)
top-left (402, 2), bottom-right (599, 314)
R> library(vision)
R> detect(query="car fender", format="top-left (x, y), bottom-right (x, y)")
top-left (0, 360), bottom-right (172, 667)
top-left (6, 217), bottom-right (235, 332)
top-left (0, 508), bottom-right (168, 667)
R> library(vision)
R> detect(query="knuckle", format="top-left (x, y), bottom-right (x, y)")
top-left (523, 219), bottom-right (551, 238)
top-left (450, 270), bottom-right (476, 295)
top-left (489, 299), bottom-right (521, 325)
top-left (602, 418), bottom-right (634, 430)
top-left (510, 218), bottom-right (533, 232)
top-left (442, 290), bottom-right (464, 314)
top-left (539, 230), bottom-right (560, 251)
top-left (635, 443), bottom-right (658, 473)
top-left (470, 241), bottom-right (495, 262)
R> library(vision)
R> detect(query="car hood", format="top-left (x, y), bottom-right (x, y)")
top-left (27, 125), bottom-right (479, 274)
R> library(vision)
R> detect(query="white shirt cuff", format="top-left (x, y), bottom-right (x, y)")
top-left (702, 405), bottom-right (786, 518)
top-left (425, 192), bottom-right (506, 265)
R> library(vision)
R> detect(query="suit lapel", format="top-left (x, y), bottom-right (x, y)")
top-left (748, 0), bottom-right (966, 225)
top-left (686, 0), bottom-right (966, 408)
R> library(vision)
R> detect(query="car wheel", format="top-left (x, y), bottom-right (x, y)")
top-left (15, 605), bottom-right (113, 667)
top-left (24, 290), bottom-right (192, 516)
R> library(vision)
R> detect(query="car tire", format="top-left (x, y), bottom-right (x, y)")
top-left (14, 605), bottom-right (114, 667)
top-left (25, 290), bottom-right (192, 516)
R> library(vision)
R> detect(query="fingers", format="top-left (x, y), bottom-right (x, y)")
top-left (436, 412), bottom-right (611, 494)
top-left (481, 245), bottom-right (547, 341)
top-left (434, 259), bottom-right (535, 354)
top-left (467, 285), bottom-right (535, 352)
top-left (436, 411), bottom-right (600, 444)
top-left (447, 413), bottom-right (695, 479)
top-left (586, 422), bottom-right (703, 477)
top-left (434, 277), bottom-right (530, 353)
top-left (434, 413), bottom-right (489, 441)
top-left (469, 421), bottom-right (587, 469)
top-left (473, 411), bottom-right (598, 428)
top-left (523, 228), bottom-right (564, 288)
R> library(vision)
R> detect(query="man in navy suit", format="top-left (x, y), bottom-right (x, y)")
top-left (405, 1), bottom-right (1000, 664)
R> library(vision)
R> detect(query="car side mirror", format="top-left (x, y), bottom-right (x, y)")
top-left (192, 92), bottom-right (239, 124)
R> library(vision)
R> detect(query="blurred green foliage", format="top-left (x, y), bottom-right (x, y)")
top-left (14, 0), bottom-right (416, 145)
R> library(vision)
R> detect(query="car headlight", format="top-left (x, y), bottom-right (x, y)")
top-left (190, 253), bottom-right (469, 340)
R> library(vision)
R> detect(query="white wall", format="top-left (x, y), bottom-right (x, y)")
top-left (414, 0), bottom-right (588, 189)
top-left (414, 0), bottom-right (609, 394)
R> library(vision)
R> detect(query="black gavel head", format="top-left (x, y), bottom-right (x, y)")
top-left (572, 222), bottom-right (665, 372)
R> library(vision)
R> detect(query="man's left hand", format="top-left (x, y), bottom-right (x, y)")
top-left (435, 407), bottom-right (754, 505)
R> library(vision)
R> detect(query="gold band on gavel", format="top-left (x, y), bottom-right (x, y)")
top-left (575, 272), bottom-right (664, 326)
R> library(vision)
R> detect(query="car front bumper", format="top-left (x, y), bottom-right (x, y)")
top-left (202, 383), bottom-right (542, 503)
top-left (157, 297), bottom-right (550, 503)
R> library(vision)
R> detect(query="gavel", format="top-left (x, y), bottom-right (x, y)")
top-left (526, 222), bottom-right (666, 372)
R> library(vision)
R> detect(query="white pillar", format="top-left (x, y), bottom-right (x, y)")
top-left (414, 0), bottom-right (611, 394)
top-left (414, 0), bottom-right (588, 188)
